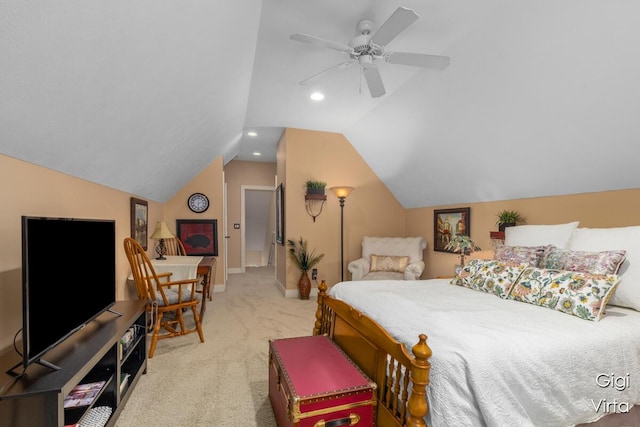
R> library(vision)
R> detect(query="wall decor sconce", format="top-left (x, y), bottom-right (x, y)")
top-left (305, 193), bottom-right (327, 222)
top-left (305, 180), bottom-right (327, 222)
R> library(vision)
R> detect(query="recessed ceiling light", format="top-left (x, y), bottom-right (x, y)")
top-left (310, 92), bottom-right (325, 101)
top-left (253, 152), bottom-right (261, 156)
top-left (247, 131), bottom-right (258, 137)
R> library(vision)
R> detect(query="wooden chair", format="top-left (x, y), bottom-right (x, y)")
top-left (123, 237), bottom-right (204, 358)
top-left (164, 237), bottom-right (187, 256)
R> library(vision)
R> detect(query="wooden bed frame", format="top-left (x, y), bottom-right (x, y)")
top-left (314, 280), bottom-right (640, 427)
top-left (313, 280), bottom-right (431, 427)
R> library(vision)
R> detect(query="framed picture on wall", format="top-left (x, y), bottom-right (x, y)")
top-left (434, 207), bottom-right (470, 252)
top-left (275, 183), bottom-right (284, 245)
top-left (176, 219), bottom-right (218, 256)
top-left (130, 197), bottom-right (148, 250)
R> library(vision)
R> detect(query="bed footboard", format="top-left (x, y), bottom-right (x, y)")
top-left (314, 280), bottom-right (432, 427)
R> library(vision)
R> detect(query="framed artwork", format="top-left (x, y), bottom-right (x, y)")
top-left (176, 219), bottom-right (218, 256)
top-left (275, 183), bottom-right (284, 245)
top-left (130, 197), bottom-right (148, 250)
top-left (434, 207), bottom-right (470, 252)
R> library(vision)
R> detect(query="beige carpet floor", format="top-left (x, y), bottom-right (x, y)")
top-left (116, 266), bottom-right (317, 426)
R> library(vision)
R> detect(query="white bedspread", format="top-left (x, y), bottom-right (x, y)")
top-left (328, 280), bottom-right (640, 427)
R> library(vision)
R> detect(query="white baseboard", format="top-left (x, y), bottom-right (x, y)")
top-left (211, 283), bottom-right (226, 293)
top-left (281, 285), bottom-right (318, 299)
top-left (227, 268), bottom-right (242, 274)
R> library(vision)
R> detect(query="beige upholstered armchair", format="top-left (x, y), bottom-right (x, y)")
top-left (348, 236), bottom-right (427, 281)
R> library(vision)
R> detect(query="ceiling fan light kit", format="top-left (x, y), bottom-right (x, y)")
top-left (290, 6), bottom-right (450, 98)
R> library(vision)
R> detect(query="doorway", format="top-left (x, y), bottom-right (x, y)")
top-left (241, 185), bottom-right (275, 272)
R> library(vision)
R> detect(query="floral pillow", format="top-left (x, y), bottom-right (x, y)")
top-left (450, 259), bottom-right (528, 298)
top-left (494, 244), bottom-right (547, 267)
top-left (509, 267), bottom-right (621, 321)
top-left (370, 255), bottom-right (409, 273)
top-left (541, 246), bottom-right (626, 275)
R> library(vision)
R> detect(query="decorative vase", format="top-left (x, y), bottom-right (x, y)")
top-left (298, 271), bottom-right (311, 300)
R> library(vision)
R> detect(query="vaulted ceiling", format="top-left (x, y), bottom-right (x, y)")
top-left (2, 1), bottom-right (639, 208)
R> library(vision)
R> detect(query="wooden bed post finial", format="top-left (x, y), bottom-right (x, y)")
top-left (313, 280), bottom-right (328, 335)
top-left (407, 334), bottom-right (432, 427)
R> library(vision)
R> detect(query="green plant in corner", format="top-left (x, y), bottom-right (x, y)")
top-left (287, 237), bottom-right (324, 271)
top-left (287, 237), bottom-right (324, 300)
top-left (496, 209), bottom-right (526, 231)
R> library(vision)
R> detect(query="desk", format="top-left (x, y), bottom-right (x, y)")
top-left (151, 256), bottom-right (202, 281)
top-left (197, 256), bottom-right (216, 301)
top-left (150, 256), bottom-right (216, 320)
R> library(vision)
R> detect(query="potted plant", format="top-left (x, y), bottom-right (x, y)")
top-left (305, 180), bottom-right (327, 196)
top-left (287, 237), bottom-right (325, 299)
top-left (496, 209), bottom-right (526, 232)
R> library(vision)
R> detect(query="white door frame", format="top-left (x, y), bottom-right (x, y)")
top-left (223, 173), bottom-right (228, 282)
top-left (241, 185), bottom-right (274, 273)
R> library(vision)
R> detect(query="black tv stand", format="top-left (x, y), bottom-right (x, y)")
top-left (0, 300), bottom-right (147, 427)
top-left (5, 358), bottom-right (61, 377)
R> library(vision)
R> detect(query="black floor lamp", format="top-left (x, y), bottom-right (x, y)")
top-left (330, 186), bottom-right (354, 282)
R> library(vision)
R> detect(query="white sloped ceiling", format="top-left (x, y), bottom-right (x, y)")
top-left (1, 0), bottom-right (639, 205)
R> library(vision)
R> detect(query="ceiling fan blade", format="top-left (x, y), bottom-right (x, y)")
top-left (370, 7), bottom-right (419, 47)
top-left (386, 52), bottom-right (450, 69)
top-left (362, 65), bottom-right (386, 98)
top-left (299, 62), bottom-right (353, 85)
top-left (290, 33), bottom-right (350, 53)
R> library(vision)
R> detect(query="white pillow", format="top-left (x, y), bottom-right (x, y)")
top-left (568, 226), bottom-right (640, 311)
top-left (504, 221), bottom-right (579, 249)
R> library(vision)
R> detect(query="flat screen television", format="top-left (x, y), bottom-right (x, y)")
top-left (19, 216), bottom-right (117, 371)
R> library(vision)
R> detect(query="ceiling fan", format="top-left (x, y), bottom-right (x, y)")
top-left (290, 7), bottom-right (450, 98)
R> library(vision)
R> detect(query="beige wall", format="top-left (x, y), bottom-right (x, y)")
top-left (162, 157), bottom-right (225, 288)
top-left (0, 153), bottom-right (226, 352)
top-left (407, 188), bottom-right (640, 278)
top-left (223, 160), bottom-right (277, 270)
top-left (0, 154), bottom-right (165, 351)
top-left (2, 136), bottom-right (638, 354)
top-left (280, 128), bottom-right (406, 292)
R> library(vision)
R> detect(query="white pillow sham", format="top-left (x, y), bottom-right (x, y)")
top-left (568, 226), bottom-right (640, 311)
top-left (504, 221), bottom-right (579, 248)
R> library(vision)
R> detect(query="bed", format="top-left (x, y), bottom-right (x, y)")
top-left (313, 223), bottom-right (640, 427)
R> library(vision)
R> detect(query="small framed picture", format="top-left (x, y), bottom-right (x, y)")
top-left (176, 219), bottom-right (218, 256)
top-left (434, 207), bottom-right (470, 252)
top-left (130, 197), bottom-right (148, 250)
top-left (275, 183), bottom-right (284, 245)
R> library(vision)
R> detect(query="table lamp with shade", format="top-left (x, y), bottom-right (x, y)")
top-left (445, 235), bottom-right (481, 274)
top-left (150, 221), bottom-right (174, 260)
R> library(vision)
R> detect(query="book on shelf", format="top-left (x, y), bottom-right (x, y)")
top-left (63, 380), bottom-right (106, 408)
top-left (119, 327), bottom-right (136, 359)
top-left (120, 373), bottom-right (131, 395)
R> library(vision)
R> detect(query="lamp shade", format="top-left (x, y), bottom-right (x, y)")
top-left (444, 235), bottom-right (481, 254)
top-left (150, 221), bottom-right (174, 240)
top-left (330, 186), bottom-right (354, 199)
